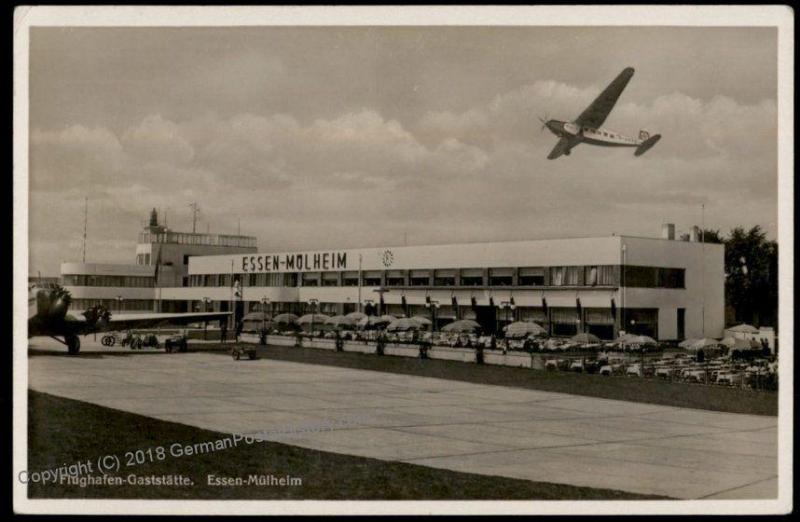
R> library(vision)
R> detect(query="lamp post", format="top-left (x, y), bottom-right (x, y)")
top-left (500, 299), bottom-right (516, 326)
top-left (308, 298), bottom-right (319, 336)
top-left (202, 297), bottom-right (211, 340)
top-left (373, 287), bottom-right (389, 316)
top-left (631, 318), bottom-right (644, 375)
top-left (501, 299), bottom-right (515, 350)
top-left (621, 243), bottom-right (627, 338)
top-left (425, 298), bottom-right (440, 333)
top-left (260, 296), bottom-right (270, 342)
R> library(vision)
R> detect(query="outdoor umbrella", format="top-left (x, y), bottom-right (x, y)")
top-left (357, 315), bottom-right (394, 329)
top-left (633, 335), bottom-right (658, 346)
top-left (678, 338), bottom-right (700, 349)
top-left (504, 321), bottom-right (546, 339)
top-left (386, 318), bottom-right (424, 332)
top-left (345, 311), bottom-right (368, 321)
top-left (409, 315), bottom-right (433, 326)
top-left (613, 333), bottom-right (640, 346)
top-left (689, 338), bottom-right (723, 351)
top-left (241, 311), bottom-right (271, 332)
top-left (271, 313), bottom-right (299, 331)
top-left (441, 319), bottom-right (481, 333)
top-left (721, 337), bottom-right (760, 350)
top-left (727, 323), bottom-right (760, 334)
top-left (325, 315), bottom-right (357, 329)
top-left (297, 313), bottom-right (330, 325)
top-left (297, 313), bottom-right (331, 331)
top-left (570, 332), bottom-right (601, 344)
top-left (271, 313), bottom-right (298, 325)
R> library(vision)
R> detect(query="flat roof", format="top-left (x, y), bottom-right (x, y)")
top-left (188, 235), bottom-right (720, 275)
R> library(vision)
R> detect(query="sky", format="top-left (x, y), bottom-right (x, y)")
top-left (27, 26), bottom-right (778, 276)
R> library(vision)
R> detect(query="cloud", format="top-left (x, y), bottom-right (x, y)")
top-left (121, 114), bottom-right (194, 164)
top-left (28, 78), bottom-right (777, 275)
top-left (29, 125), bottom-right (124, 191)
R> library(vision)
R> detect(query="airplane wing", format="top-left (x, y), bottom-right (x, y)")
top-left (573, 67), bottom-right (635, 129)
top-left (105, 311), bottom-right (232, 330)
top-left (547, 136), bottom-right (576, 160)
top-left (64, 311), bottom-right (233, 335)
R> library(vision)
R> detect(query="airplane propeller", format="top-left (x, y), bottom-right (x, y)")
top-left (538, 114), bottom-right (550, 131)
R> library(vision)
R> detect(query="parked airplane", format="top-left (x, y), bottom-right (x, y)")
top-left (28, 282), bottom-right (230, 354)
top-left (541, 67), bottom-right (661, 160)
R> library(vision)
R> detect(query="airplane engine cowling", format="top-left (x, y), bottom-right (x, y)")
top-left (635, 134), bottom-right (661, 157)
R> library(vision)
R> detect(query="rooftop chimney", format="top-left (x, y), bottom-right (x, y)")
top-left (661, 223), bottom-right (675, 240)
top-left (689, 225), bottom-right (701, 242)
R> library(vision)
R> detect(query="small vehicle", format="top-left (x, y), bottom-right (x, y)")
top-left (569, 360), bottom-right (584, 373)
top-left (545, 358), bottom-right (560, 371)
top-left (655, 367), bottom-right (674, 379)
top-left (626, 363), bottom-right (642, 377)
top-left (164, 331), bottom-right (188, 353)
top-left (231, 345), bottom-right (257, 360)
top-left (100, 333), bottom-right (118, 346)
top-left (681, 368), bottom-right (706, 383)
top-left (599, 364), bottom-right (614, 376)
top-left (716, 371), bottom-right (743, 386)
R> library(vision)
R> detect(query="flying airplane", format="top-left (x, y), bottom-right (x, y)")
top-left (540, 67), bottom-right (661, 160)
top-left (28, 282), bottom-right (231, 355)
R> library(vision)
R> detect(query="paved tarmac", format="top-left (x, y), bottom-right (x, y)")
top-left (28, 342), bottom-right (777, 499)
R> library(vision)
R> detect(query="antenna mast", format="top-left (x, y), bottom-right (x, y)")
top-left (82, 197), bottom-right (88, 263)
top-left (189, 202), bottom-right (200, 233)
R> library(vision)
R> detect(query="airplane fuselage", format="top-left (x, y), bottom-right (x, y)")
top-left (545, 120), bottom-right (644, 148)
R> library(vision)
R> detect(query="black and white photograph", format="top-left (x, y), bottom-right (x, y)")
top-left (13, 5), bottom-right (793, 516)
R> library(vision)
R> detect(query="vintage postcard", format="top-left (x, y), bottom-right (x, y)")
top-left (13, 5), bottom-right (793, 515)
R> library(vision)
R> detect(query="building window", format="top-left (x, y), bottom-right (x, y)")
top-left (550, 307), bottom-right (579, 336)
top-left (659, 268), bottom-right (685, 288)
top-left (433, 276), bottom-right (455, 286)
top-left (489, 275), bottom-right (512, 286)
top-left (386, 277), bottom-right (405, 286)
top-left (596, 265), bottom-right (617, 286)
top-left (183, 254), bottom-right (190, 265)
top-left (341, 271), bottom-right (359, 286)
top-left (321, 274), bottom-right (339, 287)
top-left (518, 267), bottom-right (545, 286)
top-left (409, 276), bottom-right (429, 286)
top-left (564, 266), bottom-right (579, 285)
top-left (586, 266), bottom-right (598, 286)
top-left (623, 266), bottom-right (684, 289)
top-left (460, 276), bottom-right (484, 286)
top-left (302, 273), bottom-right (320, 287)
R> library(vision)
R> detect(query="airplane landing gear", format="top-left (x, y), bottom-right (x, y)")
top-left (66, 335), bottom-right (81, 355)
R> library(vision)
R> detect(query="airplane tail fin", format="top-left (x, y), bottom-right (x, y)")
top-left (635, 133), bottom-right (661, 157)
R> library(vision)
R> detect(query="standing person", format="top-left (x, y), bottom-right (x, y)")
top-left (220, 319), bottom-right (228, 344)
top-left (523, 337), bottom-right (533, 352)
top-left (235, 320), bottom-right (243, 343)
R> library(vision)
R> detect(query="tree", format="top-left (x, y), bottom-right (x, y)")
top-left (701, 228), bottom-right (724, 244)
top-left (723, 226), bottom-right (778, 328)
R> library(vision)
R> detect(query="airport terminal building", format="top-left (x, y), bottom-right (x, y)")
top-left (59, 212), bottom-right (724, 341)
